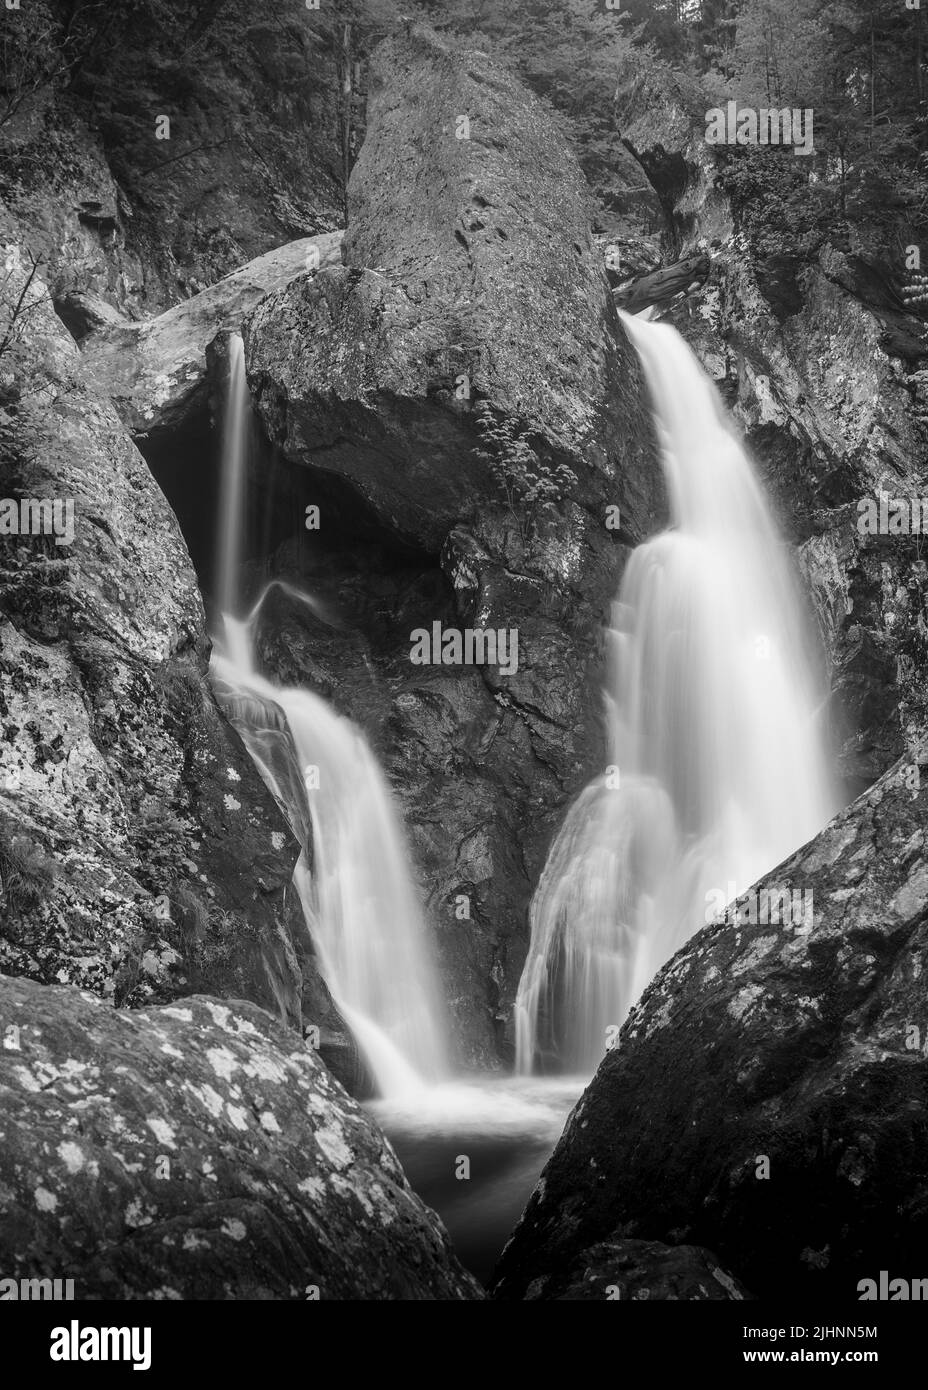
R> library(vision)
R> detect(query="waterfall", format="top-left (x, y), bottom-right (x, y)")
top-left (215, 334), bottom-right (249, 616)
top-left (515, 311), bottom-right (838, 1076)
top-left (208, 340), bottom-right (448, 1097)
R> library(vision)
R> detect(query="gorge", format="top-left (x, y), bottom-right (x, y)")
top-left (1, 0), bottom-right (926, 1310)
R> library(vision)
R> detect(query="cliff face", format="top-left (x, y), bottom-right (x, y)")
top-left (0, 229), bottom-right (311, 1025)
top-left (1, 0), bottom-right (346, 317)
top-left (0, 3), bottom-right (369, 1066)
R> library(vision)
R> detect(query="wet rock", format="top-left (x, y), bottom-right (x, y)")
top-left (492, 742), bottom-right (928, 1302)
top-left (0, 974), bottom-right (482, 1300)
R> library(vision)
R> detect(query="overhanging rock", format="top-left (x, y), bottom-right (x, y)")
top-left (244, 24), bottom-right (662, 553)
top-left (81, 231), bottom-right (344, 437)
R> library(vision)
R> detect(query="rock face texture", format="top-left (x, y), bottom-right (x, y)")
top-left (616, 74), bottom-right (928, 800)
top-left (0, 0), bottom-right (346, 319)
top-left (0, 8), bottom-right (360, 1061)
top-left (492, 743), bottom-right (928, 1302)
top-left (81, 232), bottom-right (344, 437)
top-left (0, 254), bottom-right (310, 1025)
top-left (247, 25), bottom-right (660, 549)
top-left (242, 25), bottom-right (662, 1066)
top-left (0, 5), bottom-right (368, 1093)
top-left (0, 975), bottom-right (482, 1300)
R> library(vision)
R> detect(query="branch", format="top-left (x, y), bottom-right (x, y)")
top-left (137, 137), bottom-right (232, 179)
top-left (0, 251), bottom-right (45, 359)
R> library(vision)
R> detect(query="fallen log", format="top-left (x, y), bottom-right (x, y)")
top-left (613, 252), bottom-right (711, 315)
top-left (81, 231), bottom-right (344, 437)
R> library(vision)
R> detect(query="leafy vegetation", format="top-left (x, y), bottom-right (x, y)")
top-left (0, 832), bottom-right (58, 915)
top-left (474, 401), bottom-right (578, 543)
top-left (415, 1), bottom-right (928, 286)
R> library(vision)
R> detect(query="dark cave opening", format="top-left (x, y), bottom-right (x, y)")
top-left (136, 399), bottom-right (447, 652)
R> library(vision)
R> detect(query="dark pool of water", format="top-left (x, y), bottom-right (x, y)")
top-left (367, 1076), bottom-right (584, 1287)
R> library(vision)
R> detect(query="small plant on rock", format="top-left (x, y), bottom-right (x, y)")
top-left (0, 832), bottom-right (58, 915)
top-left (473, 401), bottom-right (577, 545)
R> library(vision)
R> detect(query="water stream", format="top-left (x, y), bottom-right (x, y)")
top-left (514, 311), bottom-right (837, 1075)
top-left (209, 336), bottom-right (447, 1098)
top-left (206, 314), bottom-right (837, 1282)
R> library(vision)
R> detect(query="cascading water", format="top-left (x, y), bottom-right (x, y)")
top-left (515, 310), bottom-right (838, 1076)
top-left (208, 337), bottom-right (447, 1097)
top-left (215, 334), bottom-right (250, 617)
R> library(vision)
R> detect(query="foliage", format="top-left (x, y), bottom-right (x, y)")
top-left (703, 0), bottom-right (928, 260)
top-left (0, 832), bottom-right (58, 915)
top-left (0, 246), bottom-right (46, 361)
top-left (5, 0), bottom-right (926, 300)
top-left (473, 400), bottom-right (578, 543)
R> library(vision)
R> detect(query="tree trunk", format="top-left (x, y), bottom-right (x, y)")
top-left (613, 254), bottom-right (711, 316)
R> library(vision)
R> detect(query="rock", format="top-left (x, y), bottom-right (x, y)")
top-left (240, 24), bottom-right (661, 1064)
top-left (52, 290), bottom-right (127, 343)
top-left (247, 25), bottom-right (660, 549)
top-left (0, 247), bottom-right (307, 1031)
top-left (0, 2), bottom-right (346, 317)
top-left (491, 742), bottom-right (928, 1302)
top-left (0, 974), bottom-right (482, 1300)
top-left (500, 1237), bottom-right (750, 1302)
top-left (81, 232), bottom-right (344, 437)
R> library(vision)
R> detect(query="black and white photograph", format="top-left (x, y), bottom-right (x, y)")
top-left (0, 0), bottom-right (926, 1356)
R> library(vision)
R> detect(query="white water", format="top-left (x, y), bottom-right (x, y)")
top-left (515, 311), bottom-right (838, 1076)
top-left (208, 346), bottom-right (448, 1098)
top-left (214, 334), bottom-right (249, 616)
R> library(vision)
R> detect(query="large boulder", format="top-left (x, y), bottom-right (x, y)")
top-left (0, 246), bottom-right (313, 1034)
top-left (246, 24), bottom-right (659, 549)
top-left (492, 743), bottom-right (928, 1301)
top-left (0, 974), bottom-right (482, 1300)
top-left (241, 24), bottom-right (662, 1066)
